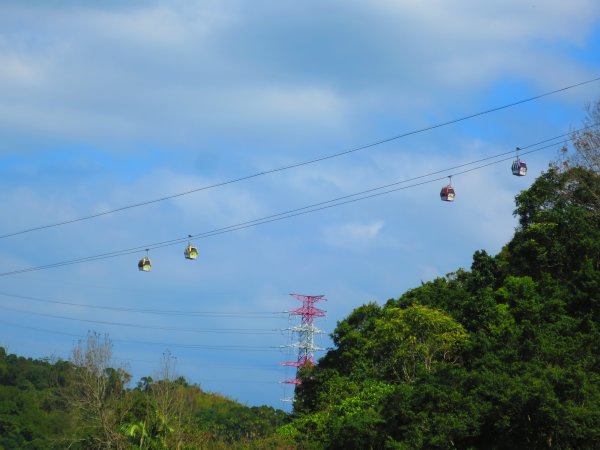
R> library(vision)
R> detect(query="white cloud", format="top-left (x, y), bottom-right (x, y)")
top-left (323, 220), bottom-right (384, 249)
top-left (0, 50), bottom-right (40, 85)
top-left (250, 85), bottom-right (346, 127)
top-left (370, 0), bottom-right (600, 44)
top-left (76, 5), bottom-right (220, 47)
top-left (1, 0), bottom-right (598, 148)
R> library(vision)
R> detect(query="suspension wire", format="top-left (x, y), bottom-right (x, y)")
top-left (118, 358), bottom-right (282, 370)
top-left (0, 141), bottom-right (566, 277)
top-left (0, 291), bottom-right (287, 317)
top-left (110, 357), bottom-right (286, 383)
top-left (111, 357), bottom-right (291, 382)
top-left (0, 127), bottom-right (590, 276)
top-left (0, 304), bottom-right (283, 334)
top-left (0, 320), bottom-right (281, 351)
top-left (1, 77), bottom-right (598, 241)
top-left (0, 328), bottom-right (305, 388)
top-left (186, 378), bottom-right (281, 384)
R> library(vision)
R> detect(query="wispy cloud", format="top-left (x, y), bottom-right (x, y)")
top-left (323, 220), bottom-right (384, 249)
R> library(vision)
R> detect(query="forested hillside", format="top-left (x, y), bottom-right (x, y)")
top-left (283, 163), bottom-right (600, 449)
top-left (0, 347), bottom-right (288, 449)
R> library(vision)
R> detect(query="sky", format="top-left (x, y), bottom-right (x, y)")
top-left (0, 0), bottom-right (599, 410)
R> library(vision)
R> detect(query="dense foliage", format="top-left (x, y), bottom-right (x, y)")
top-left (0, 349), bottom-right (71, 449)
top-left (283, 165), bottom-right (600, 449)
top-left (0, 347), bottom-right (289, 449)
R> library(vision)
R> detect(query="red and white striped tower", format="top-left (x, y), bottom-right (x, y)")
top-left (281, 294), bottom-right (326, 387)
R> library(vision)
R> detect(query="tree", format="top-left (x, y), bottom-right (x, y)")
top-left (560, 98), bottom-right (600, 174)
top-left (509, 166), bottom-right (600, 283)
top-left (0, 348), bottom-right (72, 449)
top-left (68, 331), bottom-right (131, 449)
top-left (557, 98), bottom-right (600, 215)
top-left (124, 350), bottom-right (209, 449)
top-left (371, 305), bottom-right (468, 382)
top-left (321, 302), bottom-right (383, 378)
top-left (148, 350), bottom-right (191, 449)
top-left (288, 158), bottom-right (600, 448)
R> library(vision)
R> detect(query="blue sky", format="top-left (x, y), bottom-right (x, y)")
top-left (1, 0), bottom-right (599, 409)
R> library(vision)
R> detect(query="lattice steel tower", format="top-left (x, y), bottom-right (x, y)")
top-left (281, 293), bottom-right (326, 387)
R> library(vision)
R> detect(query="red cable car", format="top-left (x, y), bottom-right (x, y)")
top-left (440, 177), bottom-right (455, 202)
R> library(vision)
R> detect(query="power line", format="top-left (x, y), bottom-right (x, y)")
top-left (0, 320), bottom-right (281, 351)
top-left (0, 304), bottom-right (284, 335)
top-left (0, 324), bottom-right (305, 389)
top-left (0, 322), bottom-right (297, 392)
top-left (0, 323), bottom-right (288, 392)
top-left (0, 138), bottom-right (567, 277)
top-left (122, 357), bottom-right (282, 371)
top-left (1, 76), bottom-right (598, 241)
top-left (191, 378), bottom-right (281, 385)
top-left (0, 291), bottom-right (286, 318)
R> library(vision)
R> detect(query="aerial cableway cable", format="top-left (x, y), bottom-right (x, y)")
top-left (1, 76), bottom-right (598, 240)
top-left (0, 138), bottom-right (576, 277)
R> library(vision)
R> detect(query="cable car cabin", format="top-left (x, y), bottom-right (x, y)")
top-left (138, 257), bottom-right (152, 272)
top-left (512, 159), bottom-right (527, 176)
top-left (184, 244), bottom-right (198, 260)
top-left (440, 185), bottom-right (455, 202)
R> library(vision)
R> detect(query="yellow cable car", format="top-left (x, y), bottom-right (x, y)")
top-left (184, 243), bottom-right (198, 260)
top-left (184, 236), bottom-right (198, 260)
top-left (138, 250), bottom-right (151, 272)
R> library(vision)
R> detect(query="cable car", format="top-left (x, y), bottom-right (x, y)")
top-left (138, 250), bottom-right (151, 272)
top-left (512, 159), bottom-right (527, 176)
top-left (440, 177), bottom-right (455, 202)
top-left (512, 147), bottom-right (527, 177)
top-left (184, 242), bottom-right (198, 260)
